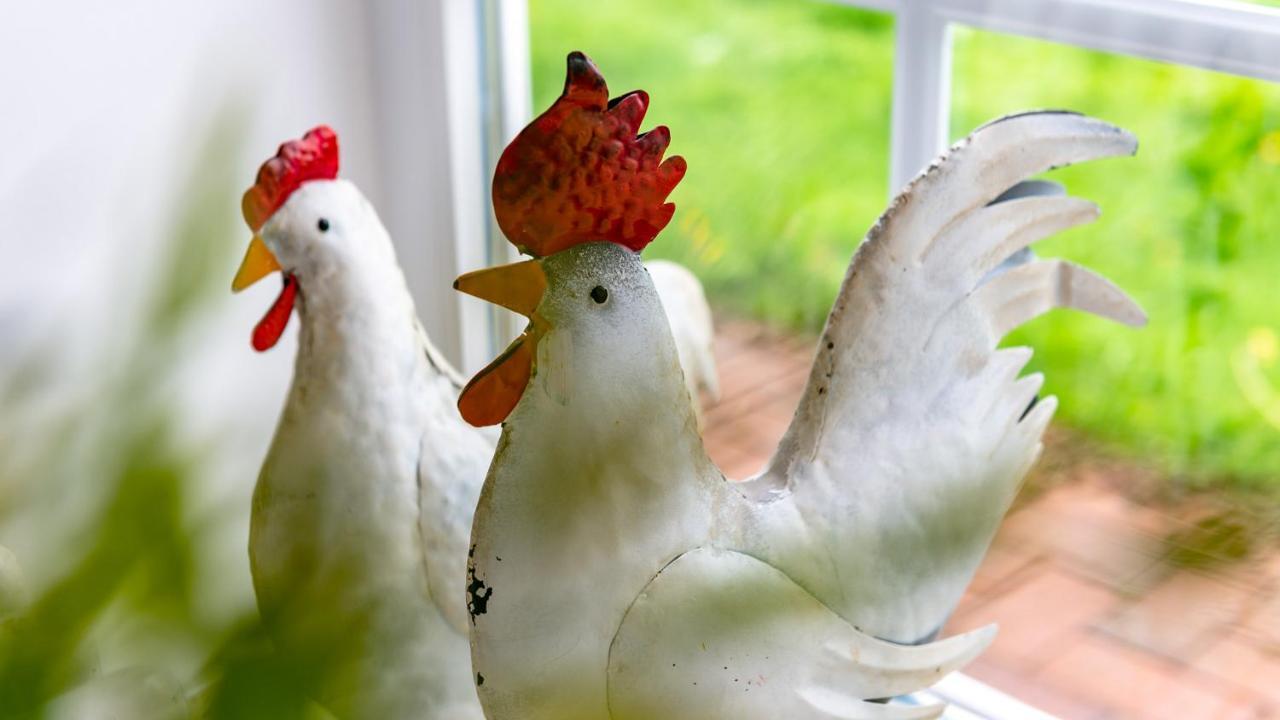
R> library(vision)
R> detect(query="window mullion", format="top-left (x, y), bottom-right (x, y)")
top-left (889, 0), bottom-right (953, 194)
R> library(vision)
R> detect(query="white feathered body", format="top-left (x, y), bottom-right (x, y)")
top-left (247, 181), bottom-right (488, 720)
top-left (250, 325), bottom-right (484, 720)
top-left (467, 256), bottom-right (723, 717)
top-left (469, 246), bottom-right (991, 720)
top-left (468, 112), bottom-right (1145, 720)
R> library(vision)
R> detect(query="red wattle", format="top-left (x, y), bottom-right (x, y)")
top-left (252, 274), bottom-right (298, 352)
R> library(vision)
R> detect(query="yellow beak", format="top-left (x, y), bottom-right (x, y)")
top-left (453, 259), bottom-right (549, 427)
top-left (453, 259), bottom-right (547, 318)
top-left (232, 235), bottom-right (282, 292)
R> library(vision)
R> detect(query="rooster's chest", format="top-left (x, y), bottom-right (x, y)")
top-left (250, 391), bottom-right (428, 615)
top-left (468, 460), bottom-right (714, 720)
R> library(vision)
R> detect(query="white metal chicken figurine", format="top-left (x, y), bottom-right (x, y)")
top-left (456, 52), bottom-right (1145, 720)
top-left (231, 126), bottom-right (719, 719)
top-left (232, 126), bottom-right (490, 719)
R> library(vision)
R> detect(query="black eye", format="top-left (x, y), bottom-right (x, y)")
top-left (317, 218), bottom-right (330, 232)
top-left (590, 285), bottom-right (609, 304)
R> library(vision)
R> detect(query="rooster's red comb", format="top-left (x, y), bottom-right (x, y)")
top-left (492, 52), bottom-right (686, 257)
top-left (242, 125), bottom-right (339, 232)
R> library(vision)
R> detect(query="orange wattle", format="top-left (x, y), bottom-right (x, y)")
top-left (458, 332), bottom-right (536, 426)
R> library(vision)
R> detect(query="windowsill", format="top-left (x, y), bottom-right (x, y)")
top-left (899, 673), bottom-right (1058, 720)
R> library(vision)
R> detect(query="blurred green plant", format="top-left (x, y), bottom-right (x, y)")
top-left (531, 0), bottom-right (1280, 487)
top-left (0, 110), bottom-right (323, 719)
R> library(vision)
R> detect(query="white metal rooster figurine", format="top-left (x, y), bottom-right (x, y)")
top-left (231, 126), bottom-right (719, 719)
top-left (456, 52), bottom-right (1145, 720)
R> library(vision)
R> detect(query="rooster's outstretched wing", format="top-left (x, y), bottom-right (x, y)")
top-left (742, 112), bottom-right (1145, 644)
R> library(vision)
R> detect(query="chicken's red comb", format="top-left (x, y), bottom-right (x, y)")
top-left (492, 52), bottom-right (686, 257)
top-left (242, 126), bottom-right (339, 232)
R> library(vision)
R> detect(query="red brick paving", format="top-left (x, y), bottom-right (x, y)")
top-left (1102, 569), bottom-right (1257, 660)
top-left (954, 568), bottom-right (1116, 672)
top-left (701, 320), bottom-right (1280, 719)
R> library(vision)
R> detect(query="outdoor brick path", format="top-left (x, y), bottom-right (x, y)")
top-left (701, 320), bottom-right (1280, 720)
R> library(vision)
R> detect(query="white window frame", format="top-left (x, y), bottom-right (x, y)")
top-left (868, 0), bottom-right (1280, 192)
top-left (367, 0), bottom-right (530, 373)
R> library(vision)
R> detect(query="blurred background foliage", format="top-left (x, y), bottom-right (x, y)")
top-left (0, 115), bottom-right (326, 718)
top-left (530, 0), bottom-right (1280, 487)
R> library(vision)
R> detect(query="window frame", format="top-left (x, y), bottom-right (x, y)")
top-left (385, 0), bottom-right (531, 373)
top-left (860, 0), bottom-right (1280, 191)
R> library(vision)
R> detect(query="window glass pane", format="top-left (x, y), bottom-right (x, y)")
top-left (953, 28), bottom-right (1280, 485)
top-left (529, 0), bottom-right (894, 329)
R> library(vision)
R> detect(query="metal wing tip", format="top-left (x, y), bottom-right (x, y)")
top-left (1109, 124), bottom-right (1140, 156)
top-left (1095, 289), bottom-right (1148, 328)
top-left (1123, 300), bottom-right (1149, 328)
top-left (946, 623), bottom-right (998, 665)
top-left (1106, 286), bottom-right (1149, 328)
top-left (975, 110), bottom-right (1138, 157)
top-left (974, 108), bottom-right (1084, 132)
top-left (1058, 262), bottom-right (1148, 329)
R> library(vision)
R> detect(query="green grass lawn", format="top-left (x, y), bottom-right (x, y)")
top-left (530, 0), bottom-right (1280, 487)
